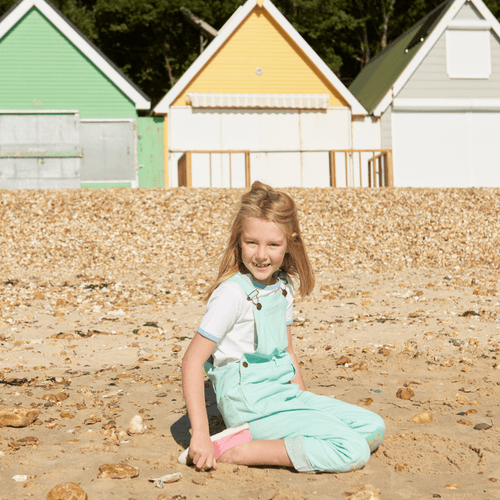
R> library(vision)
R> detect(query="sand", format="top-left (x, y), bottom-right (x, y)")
top-left (1, 188), bottom-right (500, 500)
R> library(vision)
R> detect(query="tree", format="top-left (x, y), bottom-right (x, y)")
top-left (2, 0), bottom-right (500, 100)
top-left (273, 0), bottom-right (362, 78)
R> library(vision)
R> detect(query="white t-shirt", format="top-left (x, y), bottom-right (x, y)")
top-left (198, 272), bottom-right (294, 367)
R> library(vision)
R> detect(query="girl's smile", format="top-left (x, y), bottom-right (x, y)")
top-left (240, 218), bottom-right (287, 286)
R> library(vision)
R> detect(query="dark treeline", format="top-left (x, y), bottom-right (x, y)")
top-left (2, 0), bottom-right (500, 106)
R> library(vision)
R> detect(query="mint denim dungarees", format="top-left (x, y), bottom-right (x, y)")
top-left (206, 272), bottom-right (384, 473)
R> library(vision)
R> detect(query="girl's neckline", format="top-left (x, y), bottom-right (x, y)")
top-left (243, 271), bottom-right (282, 291)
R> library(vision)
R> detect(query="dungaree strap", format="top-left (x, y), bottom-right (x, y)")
top-left (226, 273), bottom-right (259, 297)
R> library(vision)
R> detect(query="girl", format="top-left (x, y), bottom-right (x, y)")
top-left (180, 181), bottom-right (384, 473)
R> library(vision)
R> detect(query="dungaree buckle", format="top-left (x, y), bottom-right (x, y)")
top-left (246, 289), bottom-right (262, 310)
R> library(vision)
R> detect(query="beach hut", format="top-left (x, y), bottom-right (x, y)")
top-left (350, 0), bottom-right (500, 188)
top-left (154, 0), bottom-right (389, 188)
top-left (0, 0), bottom-right (157, 189)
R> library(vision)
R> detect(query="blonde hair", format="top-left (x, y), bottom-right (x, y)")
top-left (205, 181), bottom-right (315, 300)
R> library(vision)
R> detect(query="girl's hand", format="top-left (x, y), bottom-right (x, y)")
top-left (188, 432), bottom-right (218, 470)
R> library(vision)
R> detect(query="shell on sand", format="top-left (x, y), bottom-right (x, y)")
top-left (349, 484), bottom-right (381, 500)
top-left (127, 415), bottom-right (147, 434)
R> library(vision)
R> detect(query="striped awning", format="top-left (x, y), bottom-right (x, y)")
top-left (186, 93), bottom-right (330, 109)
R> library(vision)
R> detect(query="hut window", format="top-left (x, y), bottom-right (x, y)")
top-left (446, 29), bottom-right (491, 79)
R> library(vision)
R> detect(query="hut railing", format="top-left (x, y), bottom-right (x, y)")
top-left (330, 149), bottom-right (393, 187)
top-left (176, 149), bottom-right (393, 188)
top-left (177, 150), bottom-right (250, 187)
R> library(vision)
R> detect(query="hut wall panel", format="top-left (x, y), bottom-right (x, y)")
top-left (169, 107), bottom-right (348, 152)
top-left (380, 107), bottom-right (392, 150)
top-left (172, 9), bottom-right (348, 108)
top-left (453, 2), bottom-right (484, 20)
top-left (0, 9), bottom-right (136, 119)
top-left (137, 117), bottom-right (164, 187)
top-left (391, 111), bottom-right (473, 187)
top-left (250, 152), bottom-right (302, 187)
top-left (394, 110), bottom-right (500, 188)
top-left (351, 115), bottom-right (381, 150)
top-left (80, 121), bottom-right (136, 182)
top-left (467, 112), bottom-right (500, 186)
top-left (398, 31), bottom-right (500, 99)
top-left (299, 108), bottom-right (351, 150)
top-left (0, 113), bottom-right (79, 153)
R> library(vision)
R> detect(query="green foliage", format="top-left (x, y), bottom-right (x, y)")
top-left (1, 0), bottom-right (500, 102)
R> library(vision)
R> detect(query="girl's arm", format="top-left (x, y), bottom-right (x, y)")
top-left (285, 325), bottom-right (307, 391)
top-left (181, 332), bottom-right (217, 470)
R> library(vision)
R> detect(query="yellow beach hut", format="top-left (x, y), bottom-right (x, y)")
top-left (154, 0), bottom-right (387, 188)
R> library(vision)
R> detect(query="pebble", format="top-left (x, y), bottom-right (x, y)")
top-left (410, 412), bottom-right (433, 424)
top-left (8, 436), bottom-right (39, 450)
top-left (0, 407), bottom-right (39, 427)
top-left (98, 463), bottom-right (140, 479)
top-left (84, 416), bottom-right (101, 425)
top-left (336, 356), bottom-right (350, 365)
top-left (474, 422), bottom-right (492, 430)
top-left (46, 482), bottom-right (88, 500)
top-left (396, 388), bottom-right (414, 400)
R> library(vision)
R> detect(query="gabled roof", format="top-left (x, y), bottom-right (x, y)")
top-left (350, 0), bottom-right (500, 116)
top-left (154, 0), bottom-right (366, 115)
top-left (0, 0), bottom-right (150, 110)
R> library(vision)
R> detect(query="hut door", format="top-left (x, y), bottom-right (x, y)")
top-left (80, 120), bottom-right (136, 186)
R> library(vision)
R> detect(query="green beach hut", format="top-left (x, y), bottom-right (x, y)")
top-left (0, 0), bottom-right (163, 189)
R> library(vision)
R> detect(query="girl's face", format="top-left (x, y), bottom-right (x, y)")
top-left (240, 218), bottom-right (287, 286)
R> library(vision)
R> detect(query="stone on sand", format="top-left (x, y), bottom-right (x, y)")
top-left (0, 407), bottom-right (39, 427)
top-left (98, 463), bottom-right (140, 479)
top-left (46, 482), bottom-right (88, 500)
top-left (396, 388), bottom-right (414, 400)
top-left (410, 412), bottom-right (433, 424)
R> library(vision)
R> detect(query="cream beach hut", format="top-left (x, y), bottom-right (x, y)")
top-left (154, 0), bottom-right (389, 188)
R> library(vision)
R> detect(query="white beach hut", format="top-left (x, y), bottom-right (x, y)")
top-left (350, 0), bottom-right (500, 187)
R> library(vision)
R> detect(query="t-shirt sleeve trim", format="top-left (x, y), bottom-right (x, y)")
top-left (286, 320), bottom-right (293, 326)
top-left (197, 328), bottom-right (219, 343)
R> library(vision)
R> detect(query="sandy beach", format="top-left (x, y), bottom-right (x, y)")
top-left (1, 188), bottom-right (499, 500)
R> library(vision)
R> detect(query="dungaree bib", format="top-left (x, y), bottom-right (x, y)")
top-left (205, 272), bottom-right (300, 428)
top-left (204, 272), bottom-right (385, 473)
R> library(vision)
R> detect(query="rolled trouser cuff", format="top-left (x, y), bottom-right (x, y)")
top-left (284, 436), bottom-right (316, 473)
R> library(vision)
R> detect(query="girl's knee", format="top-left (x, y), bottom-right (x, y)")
top-left (344, 438), bottom-right (370, 472)
top-left (314, 435), bottom-right (370, 473)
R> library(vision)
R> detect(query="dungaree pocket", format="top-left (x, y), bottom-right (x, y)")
top-left (257, 301), bottom-right (288, 352)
